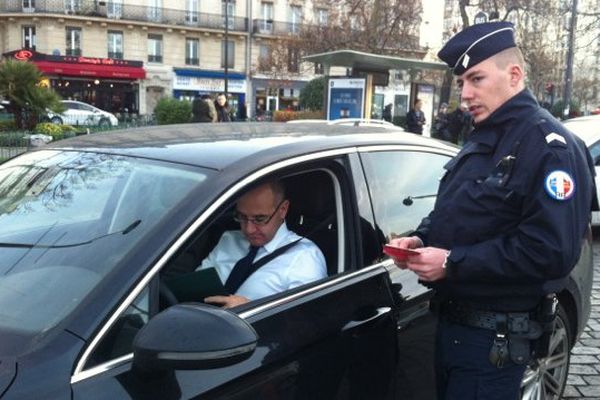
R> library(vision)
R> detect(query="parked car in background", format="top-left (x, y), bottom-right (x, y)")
top-left (46, 100), bottom-right (118, 128)
top-left (0, 123), bottom-right (592, 399)
top-left (0, 100), bottom-right (13, 122)
top-left (564, 115), bottom-right (600, 226)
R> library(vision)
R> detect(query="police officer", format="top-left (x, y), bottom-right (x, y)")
top-left (389, 21), bottom-right (596, 399)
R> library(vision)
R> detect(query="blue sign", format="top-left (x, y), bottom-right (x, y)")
top-left (327, 78), bottom-right (366, 120)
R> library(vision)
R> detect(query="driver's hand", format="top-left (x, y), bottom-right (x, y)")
top-left (204, 294), bottom-right (249, 309)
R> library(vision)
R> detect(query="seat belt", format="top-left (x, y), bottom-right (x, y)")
top-left (238, 238), bottom-right (303, 286)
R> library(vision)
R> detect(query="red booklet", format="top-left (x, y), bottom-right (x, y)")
top-left (382, 245), bottom-right (421, 261)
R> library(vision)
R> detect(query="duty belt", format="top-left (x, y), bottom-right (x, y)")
top-left (442, 300), bottom-right (540, 336)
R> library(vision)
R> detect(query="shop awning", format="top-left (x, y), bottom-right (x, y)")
top-left (34, 60), bottom-right (146, 80)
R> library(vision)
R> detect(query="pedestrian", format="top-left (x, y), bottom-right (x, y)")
top-left (382, 103), bottom-right (393, 122)
top-left (192, 94), bottom-right (216, 123)
top-left (432, 102), bottom-right (450, 141)
top-left (215, 93), bottom-right (231, 122)
top-left (447, 102), bottom-right (473, 144)
top-left (388, 21), bottom-right (596, 400)
top-left (406, 98), bottom-right (426, 134)
top-left (237, 100), bottom-right (248, 121)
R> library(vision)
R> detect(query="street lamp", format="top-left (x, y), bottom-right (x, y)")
top-left (224, 0), bottom-right (229, 96)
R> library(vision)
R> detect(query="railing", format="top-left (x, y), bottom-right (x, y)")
top-left (253, 19), bottom-right (306, 36)
top-left (1, 0), bottom-right (248, 32)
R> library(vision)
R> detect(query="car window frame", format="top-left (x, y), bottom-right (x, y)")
top-left (70, 147), bottom-right (357, 384)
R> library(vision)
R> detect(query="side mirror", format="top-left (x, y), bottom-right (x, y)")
top-left (133, 303), bottom-right (258, 372)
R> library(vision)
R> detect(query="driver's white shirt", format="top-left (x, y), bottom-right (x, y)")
top-left (196, 222), bottom-right (327, 301)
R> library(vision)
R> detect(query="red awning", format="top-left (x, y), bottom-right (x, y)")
top-left (34, 60), bottom-right (146, 80)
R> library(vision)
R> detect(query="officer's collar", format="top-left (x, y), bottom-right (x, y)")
top-left (469, 89), bottom-right (539, 148)
top-left (475, 89), bottom-right (539, 129)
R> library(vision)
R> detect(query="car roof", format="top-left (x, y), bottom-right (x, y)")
top-left (41, 122), bottom-right (457, 170)
top-left (563, 115), bottom-right (600, 146)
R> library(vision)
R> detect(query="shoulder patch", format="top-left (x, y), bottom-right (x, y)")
top-left (544, 170), bottom-right (575, 201)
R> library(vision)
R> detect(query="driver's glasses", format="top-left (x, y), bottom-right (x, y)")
top-left (233, 199), bottom-right (285, 226)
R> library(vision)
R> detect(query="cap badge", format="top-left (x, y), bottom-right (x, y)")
top-left (545, 170), bottom-right (575, 201)
top-left (462, 54), bottom-right (470, 69)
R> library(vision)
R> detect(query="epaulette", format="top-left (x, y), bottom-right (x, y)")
top-left (536, 117), bottom-right (568, 149)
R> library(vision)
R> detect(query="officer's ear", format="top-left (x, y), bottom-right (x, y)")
top-left (508, 64), bottom-right (524, 88)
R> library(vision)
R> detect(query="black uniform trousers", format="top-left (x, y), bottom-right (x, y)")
top-left (435, 317), bottom-right (527, 400)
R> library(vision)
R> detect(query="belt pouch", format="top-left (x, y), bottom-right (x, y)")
top-left (508, 335), bottom-right (531, 365)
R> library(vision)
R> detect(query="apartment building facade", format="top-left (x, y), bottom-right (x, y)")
top-left (0, 0), bottom-right (328, 117)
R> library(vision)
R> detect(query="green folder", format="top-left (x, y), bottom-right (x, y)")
top-left (165, 267), bottom-right (228, 303)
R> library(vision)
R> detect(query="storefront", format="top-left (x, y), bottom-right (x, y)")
top-left (173, 69), bottom-right (247, 119)
top-left (252, 78), bottom-right (307, 118)
top-left (3, 50), bottom-right (145, 115)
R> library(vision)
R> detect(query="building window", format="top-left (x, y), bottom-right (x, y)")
top-left (107, 0), bottom-right (123, 19)
top-left (259, 2), bottom-right (273, 32)
top-left (186, 0), bottom-right (198, 23)
top-left (221, 0), bottom-right (235, 30)
top-left (316, 8), bottom-right (328, 26)
top-left (108, 31), bottom-right (123, 59)
top-left (148, 0), bottom-right (162, 22)
top-left (66, 27), bottom-right (82, 56)
top-left (148, 34), bottom-right (163, 63)
top-left (185, 38), bottom-right (199, 66)
top-left (258, 44), bottom-right (270, 71)
top-left (65, 0), bottom-right (81, 14)
top-left (22, 26), bottom-right (36, 50)
top-left (288, 48), bottom-right (299, 73)
top-left (290, 5), bottom-right (302, 34)
top-left (221, 40), bottom-right (234, 69)
top-left (22, 0), bottom-right (35, 10)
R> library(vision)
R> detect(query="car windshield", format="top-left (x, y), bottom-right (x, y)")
top-left (0, 150), bottom-right (210, 350)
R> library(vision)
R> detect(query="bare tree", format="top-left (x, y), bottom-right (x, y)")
top-left (255, 0), bottom-right (423, 76)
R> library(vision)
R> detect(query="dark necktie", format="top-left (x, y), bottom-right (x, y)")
top-left (224, 245), bottom-right (259, 294)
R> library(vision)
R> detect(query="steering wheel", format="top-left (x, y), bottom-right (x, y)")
top-left (159, 280), bottom-right (178, 308)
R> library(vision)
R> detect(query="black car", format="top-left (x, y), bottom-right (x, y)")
top-left (0, 122), bottom-right (592, 399)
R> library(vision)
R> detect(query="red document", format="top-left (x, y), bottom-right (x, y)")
top-left (382, 245), bottom-right (421, 261)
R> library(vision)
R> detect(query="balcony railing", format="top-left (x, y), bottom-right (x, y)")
top-left (253, 19), bottom-right (306, 36)
top-left (1, 0), bottom-right (248, 32)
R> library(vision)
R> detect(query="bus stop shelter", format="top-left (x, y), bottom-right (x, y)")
top-left (303, 49), bottom-right (448, 125)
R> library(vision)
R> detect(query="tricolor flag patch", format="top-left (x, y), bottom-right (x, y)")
top-left (545, 170), bottom-right (575, 201)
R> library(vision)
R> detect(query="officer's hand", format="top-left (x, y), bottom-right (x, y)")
top-left (204, 294), bottom-right (250, 309)
top-left (388, 236), bottom-right (423, 269)
top-left (405, 247), bottom-right (448, 282)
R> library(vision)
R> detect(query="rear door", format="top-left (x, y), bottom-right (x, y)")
top-left (352, 145), bottom-right (456, 400)
top-left (71, 152), bottom-right (400, 399)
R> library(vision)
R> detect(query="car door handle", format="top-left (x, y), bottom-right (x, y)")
top-left (342, 307), bottom-right (392, 330)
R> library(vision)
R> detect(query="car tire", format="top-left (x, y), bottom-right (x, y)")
top-left (50, 116), bottom-right (63, 125)
top-left (520, 303), bottom-right (572, 400)
top-left (98, 118), bottom-right (111, 129)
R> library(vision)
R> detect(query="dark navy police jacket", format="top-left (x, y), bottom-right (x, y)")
top-left (414, 89), bottom-right (596, 311)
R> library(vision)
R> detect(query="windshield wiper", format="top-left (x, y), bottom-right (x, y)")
top-left (0, 219), bottom-right (142, 249)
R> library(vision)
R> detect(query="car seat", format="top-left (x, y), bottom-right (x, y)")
top-left (284, 171), bottom-right (338, 274)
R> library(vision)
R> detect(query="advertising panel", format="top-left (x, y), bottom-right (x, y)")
top-left (327, 78), bottom-right (366, 120)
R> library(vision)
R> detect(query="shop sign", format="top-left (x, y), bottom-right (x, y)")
top-left (326, 78), bottom-right (366, 120)
top-left (174, 75), bottom-right (246, 93)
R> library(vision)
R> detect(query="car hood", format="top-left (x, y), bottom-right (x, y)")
top-left (0, 357), bottom-right (16, 396)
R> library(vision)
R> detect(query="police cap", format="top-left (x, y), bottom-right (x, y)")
top-left (438, 21), bottom-right (516, 75)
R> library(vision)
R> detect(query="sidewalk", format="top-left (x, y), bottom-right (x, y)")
top-left (563, 239), bottom-right (600, 398)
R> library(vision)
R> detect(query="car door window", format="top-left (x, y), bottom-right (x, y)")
top-left (86, 286), bottom-right (151, 368)
top-left (83, 168), bottom-right (343, 371)
top-left (360, 150), bottom-right (450, 240)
